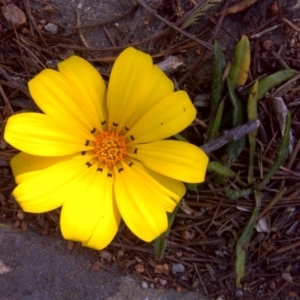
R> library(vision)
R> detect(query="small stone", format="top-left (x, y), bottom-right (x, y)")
top-left (235, 289), bottom-right (243, 297)
top-left (141, 281), bottom-right (148, 289)
top-left (117, 249), bottom-right (124, 258)
top-left (99, 250), bottom-right (112, 261)
top-left (135, 263), bottom-right (145, 273)
top-left (159, 279), bottom-right (167, 285)
top-left (0, 139), bottom-right (6, 149)
top-left (45, 23), bottom-right (58, 34)
top-left (262, 40), bottom-right (273, 51)
top-left (271, 1), bottom-right (279, 15)
top-left (17, 211), bottom-right (25, 220)
top-left (154, 264), bottom-right (165, 273)
top-left (283, 26), bottom-right (291, 35)
top-left (21, 221), bottom-right (28, 231)
top-left (1, 4), bottom-right (26, 26)
top-left (13, 220), bottom-right (20, 228)
top-left (172, 263), bottom-right (185, 274)
top-left (176, 285), bottom-right (184, 292)
top-left (91, 263), bottom-right (100, 271)
top-left (269, 281), bottom-right (276, 289)
top-left (67, 241), bottom-right (75, 250)
top-left (44, 4), bottom-right (55, 14)
top-left (288, 291), bottom-right (298, 298)
top-left (21, 27), bottom-right (29, 34)
top-left (282, 272), bottom-right (293, 283)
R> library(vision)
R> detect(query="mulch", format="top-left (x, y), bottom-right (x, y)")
top-left (0, 0), bottom-right (300, 299)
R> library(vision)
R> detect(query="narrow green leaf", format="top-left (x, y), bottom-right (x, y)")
top-left (225, 187), bottom-right (253, 200)
top-left (153, 204), bottom-right (180, 259)
top-left (208, 161), bottom-right (235, 178)
top-left (247, 80), bottom-right (259, 185)
top-left (207, 100), bottom-right (224, 142)
top-left (225, 77), bottom-right (245, 163)
top-left (174, 133), bottom-right (189, 142)
top-left (228, 35), bottom-right (250, 86)
top-left (235, 189), bottom-right (261, 286)
top-left (211, 40), bottom-right (226, 110)
top-left (257, 112), bottom-right (291, 190)
top-left (255, 69), bottom-right (297, 101)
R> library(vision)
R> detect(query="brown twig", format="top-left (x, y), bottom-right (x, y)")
top-left (136, 0), bottom-right (213, 51)
top-left (200, 120), bottom-right (260, 153)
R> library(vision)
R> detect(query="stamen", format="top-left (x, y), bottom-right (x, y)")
top-left (94, 131), bottom-right (127, 167)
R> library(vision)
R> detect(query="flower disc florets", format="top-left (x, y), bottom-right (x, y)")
top-left (94, 131), bottom-right (126, 166)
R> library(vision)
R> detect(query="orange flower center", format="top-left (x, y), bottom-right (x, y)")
top-left (94, 131), bottom-right (127, 166)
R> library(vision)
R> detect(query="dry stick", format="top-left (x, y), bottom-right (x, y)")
top-left (24, 0), bottom-right (49, 49)
top-left (0, 83), bottom-right (14, 115)
top-left (257, 187), bottom-right (287, 219)
top-left (276, 240), bottom-right (300, 254)
top-left (194, 263), bottom-right (208, 296)
top-left (178, 2), bottom-right (229, 86)
top-left (121, 6), bottom-right (143, 45)
top-left (32, 5), bottom-right (138, 30)
top-left (282, 18), bottom-right (300, 33)
top-left (200, 120), bottom-right (260, 153)
top-left (136, 0), bottom-right (213, 51)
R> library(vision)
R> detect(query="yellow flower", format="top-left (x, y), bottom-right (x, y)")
top-left (4, 47), bottom-right (208, 250)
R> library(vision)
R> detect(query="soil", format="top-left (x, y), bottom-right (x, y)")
top-left (1, 0), bottom-right (300, 299)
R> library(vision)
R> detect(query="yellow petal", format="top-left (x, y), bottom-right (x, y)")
top-left (29, 60), bottom-right (105, 133)
top-left (126, 91), bottom-right (196, 145)
top-left (58, 56), bottom-right (108, 130)
top-left (114, 160), bottom-right (171, 242)
top-left (4, 113), bottom-right (94, 156)
top-left (129, 160), bottom-right (185, 212)
top-left (61, 164), bottom-right (121, 249)
top-left (12, 155), bottom-right (93, 212)
top-left (128, 140), bottom-right (209, 183)
top-left (11, 152), bottom-right (76, 183)
top-left (122, 65), bottom-right (174, 130)
top-left (107, 47), bottom-right (154, 132)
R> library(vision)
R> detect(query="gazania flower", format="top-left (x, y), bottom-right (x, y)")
top-left (4, 47), bottom-right (208, 250)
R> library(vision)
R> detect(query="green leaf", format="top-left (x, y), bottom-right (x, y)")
top-left (225, 77), bottom-right (245, 163)
top-left (247, 80), bottom-right (259, 185)
top-left (228, 35), bottom-right (250, 86)
top-left (235, 189), bottom-right (261, 286)
top-left (153, 204), bottom-right (180, 259)
top-left (225, 187), bottom-right (253, 200)
top-left (208, 161), bottom-right (235, 178)
top-left (257, 112), bottom-right (291, 190)
top-left (255, 70), bottom-right (297, 101)
top-left (211, 40), bottom-right (226, 110)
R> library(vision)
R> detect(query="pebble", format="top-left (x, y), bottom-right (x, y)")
top-left (141, 281), bottom-right (148, 289)
top-left (99, 250), bottom-right (112, 261)
top-left (235, 289), bottom-right (243, 297)
top-left (45, 23), bottom-right (58, 34)
top-left (1, 4), bottom-right (26, 26)
top-left (171, 263), bottom-right (185, 274)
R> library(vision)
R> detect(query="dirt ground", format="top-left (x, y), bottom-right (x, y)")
top-left (1, 0), bottom-right (300, 299)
